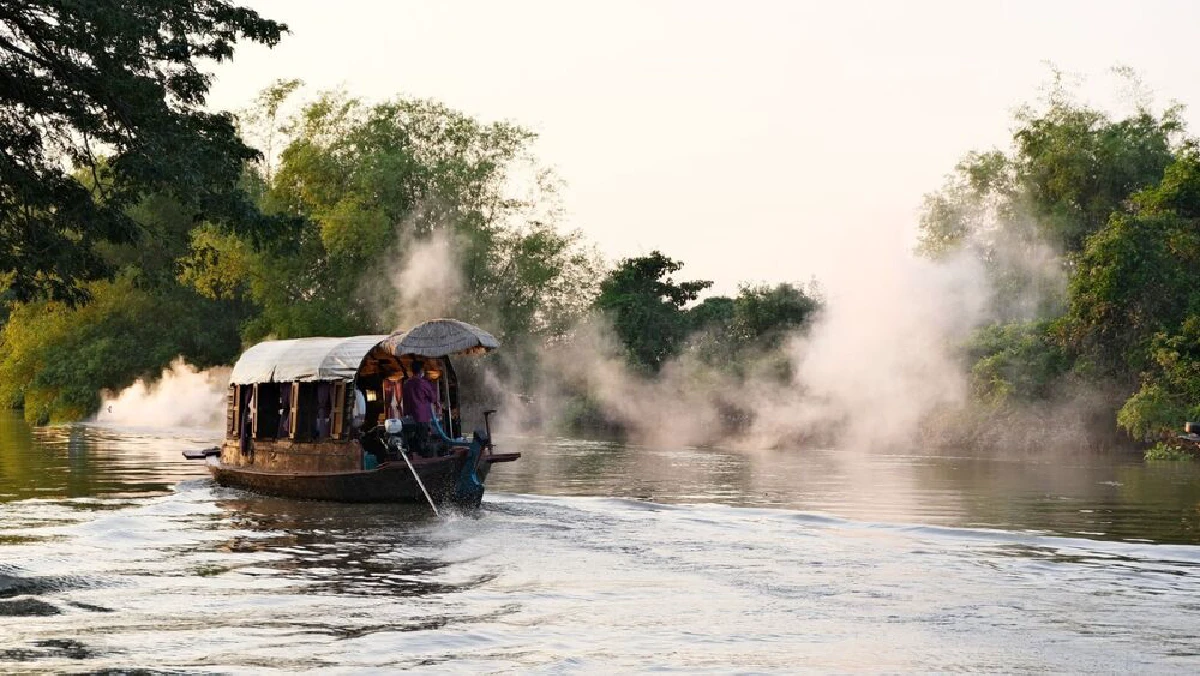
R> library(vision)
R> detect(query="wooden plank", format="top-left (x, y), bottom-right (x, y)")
top-left (332, 382), bottom-right (346, 439)
top-left (251, 384), bottom-right (259, 439)
top-left (226, 385), bottom-right (236, 438)
top-left (288, 382), bottom-right (300, 440)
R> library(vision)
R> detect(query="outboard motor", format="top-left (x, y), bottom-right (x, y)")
top-left (383, 418), bottom-right (406, 459)
top-left (452, 429), bottom-right (489, 507)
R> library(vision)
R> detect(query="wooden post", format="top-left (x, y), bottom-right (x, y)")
top-left (227, 385), bottom-right (238, 439)
top-left (288, 382), bottom-right (300, 440)
top-left (251, 385), bottom-right (259, 439)
top-left (441, 359), bottom-right (453, 438)
top-left (331, 382), bottom-right (346, 439)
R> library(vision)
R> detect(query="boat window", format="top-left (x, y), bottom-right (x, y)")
top-left (289, 382), bottom-right (330, 441)
top-left (254, 383), bottom-right (282, 440)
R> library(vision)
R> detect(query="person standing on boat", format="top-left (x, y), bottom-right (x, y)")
top-left (402, 358), bottom-right (441, 457)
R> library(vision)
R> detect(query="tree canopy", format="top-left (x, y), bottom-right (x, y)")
top-left (0, 0), bottom-right (286, 302)
top-left (182, 88), bottom-right (600, 344)
top-left (593, 251), bottom-right (712, 371)
top-left (921, 74), bottom-right (1200, 441)
top-left (593, 251), bottom-right (821, 374)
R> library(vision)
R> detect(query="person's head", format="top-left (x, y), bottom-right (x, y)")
top-left (411, 358), bottom-right (424, 376)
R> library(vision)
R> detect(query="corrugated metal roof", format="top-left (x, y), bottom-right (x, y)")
top-left (229, 335), bottom-right (388, 384)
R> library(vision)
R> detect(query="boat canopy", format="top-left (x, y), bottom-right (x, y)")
top-left (380, 318), bottom-right (500, 357)
top-left (229, 335), bottom-right (388, 385)
top-left (227, 319), bottom-right (500, 385)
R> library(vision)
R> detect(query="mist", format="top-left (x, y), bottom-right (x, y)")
top-left (487, 239), bottom-right (994, 451)
top-left (478, 211), bottom-right (1093, 453)
top-left (87, 208), bottom-right (1080, 454)
top-left (95, 359), bottom-right (230, 430)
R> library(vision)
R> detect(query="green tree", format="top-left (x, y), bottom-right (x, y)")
top-left (920, 77), bottom-right (1181, 264)
top-left (0, 0), bottom-right (286, 302)
top-left (593, 251), bottom-right (711, 371)
top-left (183, 89), bottom-right (600, 344)
top-left (1058, 151), bottom-right (1200, 438)
top-left (1067, 151), bottom-right (1200, 381)
top-left (727, 283), bottom-right (820, 349)
top-left (918, 73), bottom-right (1197, 442)
top-left (0, 184), bottom-right (250, 424)
top-left (1116, 319), bottom-right (1200, 439)
top-left (919, 78), bottom-right (1182, 324)
top-left (0, 273), bottom-right (242, 425)
top-left (966, 320), bottom-right (1069, 405)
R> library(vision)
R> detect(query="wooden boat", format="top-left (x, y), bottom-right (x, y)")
top-left (184, 319), bottom-right (519, 505)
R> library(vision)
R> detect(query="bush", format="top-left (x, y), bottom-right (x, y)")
top-left (1144, 442), bottom-right (1195, 461)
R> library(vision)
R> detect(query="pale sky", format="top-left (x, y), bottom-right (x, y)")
top-left (208, 0), bottom-right (1200, 294)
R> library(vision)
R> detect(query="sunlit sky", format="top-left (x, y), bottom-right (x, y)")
top-left (209, 1), bottom-right (1200, 293)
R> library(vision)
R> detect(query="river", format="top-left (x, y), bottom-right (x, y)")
top-left (1, 411), bottom-right (1199, 672)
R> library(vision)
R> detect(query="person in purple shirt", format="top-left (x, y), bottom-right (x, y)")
top-left (402, 358), bottom-right (441, 456)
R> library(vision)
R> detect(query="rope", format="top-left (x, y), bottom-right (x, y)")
top-left (400, 446), bottom-right (440, 517)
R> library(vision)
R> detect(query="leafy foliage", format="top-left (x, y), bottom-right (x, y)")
top-left (967, 321), bottom-right (1070, 405)
top-left (1143, 442), bottom-right (1195, 462)
top-left (593, 251), bottom-right (712, 371)
top-left (687, 283), bottom-right (821, 378)
top-left (1116, 319), bottom-right (1200, 439)
top-left (593, 252), bottom-right (821, 374)
top-left (919, 79), bottom-right (1182, 324)
top-left (920, 73), bottom-right (1200, 444)
top-left (0, 0), bottom-right (286, 302)
top-left (0, 274), bottom-right (242, 425)
top-left (920, 80), bottom-right (1181, 264)
top-left (1, 75), bottom-right (605, 423)
top-left (181, 89), bottom-right (600, 344)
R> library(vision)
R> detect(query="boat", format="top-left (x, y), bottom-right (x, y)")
top-left (183, 319), bottom-right (520, 505)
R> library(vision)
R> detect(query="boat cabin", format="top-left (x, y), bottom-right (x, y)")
top-left (221, 320), bottom-right (495, 474)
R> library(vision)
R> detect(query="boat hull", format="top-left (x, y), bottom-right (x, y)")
top-left (205, 452), bottom-right (512, 504)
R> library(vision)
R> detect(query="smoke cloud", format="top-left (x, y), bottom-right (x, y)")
top-left (360, 203), bottom-right (469, 333)
top-left (489, 238), bottom-right (992, 451)
top-left (94, 212), bottom-right (1077, 452)
top-left (95, 359), bottom-right (230, 430)
top-left (481, 212), bottom-right (1094, 453)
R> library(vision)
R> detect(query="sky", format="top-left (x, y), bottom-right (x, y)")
top-left (208, 0), bottom-right (1200, 294)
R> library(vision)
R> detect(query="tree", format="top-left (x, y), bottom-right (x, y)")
top-left (1067, 151), bottom-right (1200, 381)
top-left (684, 283), bottom-right (820, 379)
top-left (593, 251), bottom-right (711, 371)
top-left (1013, 96), bottom-right (1180, 255)
top-left (916, 73), bottom-right (1197, 442)
top-left (966, 320), bottom-right (1069, 405)
top-left (183, 89), bottom-right (600, 344)
top-left (1059, 151), bottom-right (1200, 438)
top-left (0, 0), bottom-right (286, 302)
top-left (727, 283), bottom-right (820, 348)
top-left (1117, 319), bottom-right (1200, 439)
top-left (0, 273), bottom-right (242, 424)
top-left (0, 185), bottom-right (251, 425)
top-left (919, 78), bottom-right (1182, 322)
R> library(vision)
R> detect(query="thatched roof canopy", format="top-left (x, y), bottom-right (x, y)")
top-left (380, 319), bottom-right (500, 357)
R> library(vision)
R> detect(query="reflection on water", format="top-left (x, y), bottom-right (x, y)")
top-left (1, 411), bottom-right (1199, 672)
top-left (488, 436), bottom-right (1200, 545)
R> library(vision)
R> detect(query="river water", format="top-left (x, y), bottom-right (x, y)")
top-left (2, 412), bottom-right (1199, 673)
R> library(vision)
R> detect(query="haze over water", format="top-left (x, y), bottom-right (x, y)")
top-left (2, 412), bottom-right (1199, 672)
